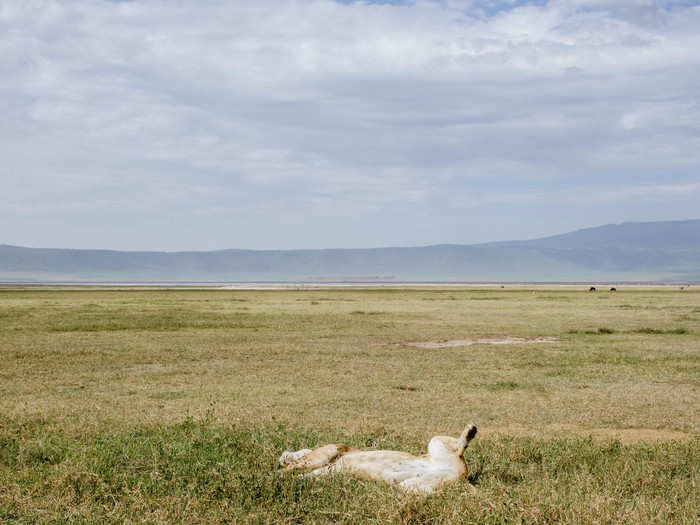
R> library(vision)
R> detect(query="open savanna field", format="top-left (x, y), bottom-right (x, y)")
top-left (1, 286), bottom-right (698, 524)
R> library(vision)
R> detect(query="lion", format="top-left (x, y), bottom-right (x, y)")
top-left (279, 424), bottom-right (477, 494)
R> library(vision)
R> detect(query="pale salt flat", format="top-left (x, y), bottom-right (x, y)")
top-left (405, 337), bottom-right (558, 348)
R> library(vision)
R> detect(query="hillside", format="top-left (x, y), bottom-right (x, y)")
top-left (1, 220), bottom-right (699, 282)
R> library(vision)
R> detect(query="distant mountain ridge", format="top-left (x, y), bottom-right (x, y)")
top-left (486, 219), bottom-right (700, 250)
top-left (2, 220), bottom-right (699, 283)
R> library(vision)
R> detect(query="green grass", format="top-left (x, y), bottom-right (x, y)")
top-left (0, 286), bottom-right (699, 523)
top-left (1, 416), bottom-right (697, 524)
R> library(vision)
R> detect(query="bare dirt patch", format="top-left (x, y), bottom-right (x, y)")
top-left (405, 336), bottom-right (558, 348)
top-left (485, 424), bottom-right (696, 443)
top-left (589, 428), bottom-right (696, 443)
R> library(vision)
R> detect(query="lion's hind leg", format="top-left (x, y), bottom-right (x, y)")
top-left (282, 444), bottom-right (350, 472)
top-left (279, 448), bottom-right (313, 467)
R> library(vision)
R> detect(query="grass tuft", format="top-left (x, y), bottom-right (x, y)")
top-left (633, 327), bottom-right (688, 335)
top-left (486, 381), bottom-right (520, 391)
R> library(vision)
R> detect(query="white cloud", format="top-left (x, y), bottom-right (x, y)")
top-left (1, 0), bottom-right (699, 249)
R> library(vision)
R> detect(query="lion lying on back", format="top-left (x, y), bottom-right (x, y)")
top-left (279, 424), bottom-right (477, 494)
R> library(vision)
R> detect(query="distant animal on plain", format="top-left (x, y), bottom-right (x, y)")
top-left (589, 287), bottom-right (596, 292)
top-left (610, 287), bottom-right (616, 292)
top-left (279, 424), bottom-right (478, 495)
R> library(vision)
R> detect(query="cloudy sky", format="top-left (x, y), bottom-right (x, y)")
top-left (2, 0), bottom-right (699, 250)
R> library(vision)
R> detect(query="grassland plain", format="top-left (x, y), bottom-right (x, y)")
top-left (0, 286), bottom-right (698, 524)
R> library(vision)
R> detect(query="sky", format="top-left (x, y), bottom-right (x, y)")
top-left (2, 0), bottom-right (699, 251)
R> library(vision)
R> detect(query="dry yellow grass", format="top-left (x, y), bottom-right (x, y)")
top-left (2, 286), bottom-right (698, 438)
top-left (1, 286), bottom-right (698, 523)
